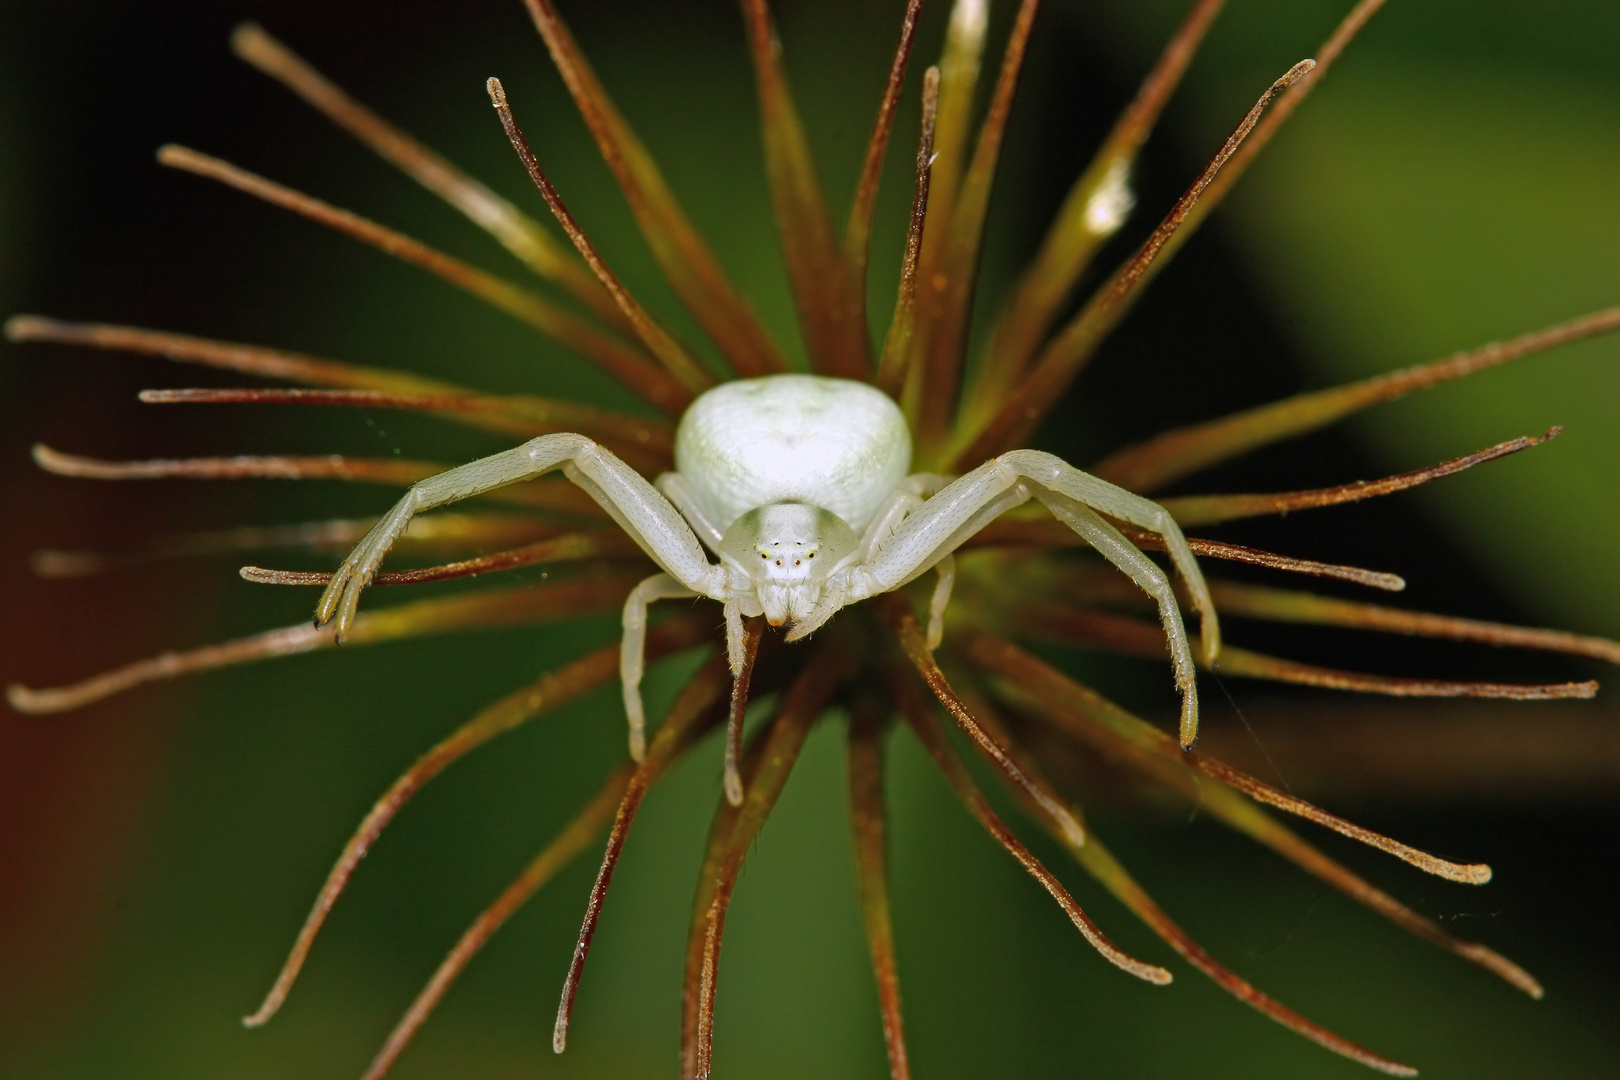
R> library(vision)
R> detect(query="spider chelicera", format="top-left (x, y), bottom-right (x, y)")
top-left (316, 372), bottom-right (1223, 800)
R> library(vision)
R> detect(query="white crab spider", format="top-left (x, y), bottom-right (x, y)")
top-left (315, 374), bottom-right (1221, 763)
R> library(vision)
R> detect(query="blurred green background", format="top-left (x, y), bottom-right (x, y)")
top-left (1, 1), bottom-right (1615, 1078)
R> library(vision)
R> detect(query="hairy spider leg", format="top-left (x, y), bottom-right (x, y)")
top-left (1031, 490), bottom-right (1198, 744)
top-left (856, 474), bottom-right (958, 649)
top-left (657, 472), bottom-right (773, 787)
top-left (786, 477), bottom-right (1030, 646)
top-left (314, 434), bottom-right (733, 754)
top-left (849, 450), bottom-right (1219, 747)
top-left (925, 553), bottom-right (956, 650)
top-left (1013, 450), bottom-right (1220, 664)
top-left (621, 573), bottom-right (699, 760)
top-left (656, 472), bottom-right (726, 552)
top-left (857, 473), bottom-right (955, 561)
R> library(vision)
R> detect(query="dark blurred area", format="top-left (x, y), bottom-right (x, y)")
top-left (1, 1), bottom-right (1615, 1078)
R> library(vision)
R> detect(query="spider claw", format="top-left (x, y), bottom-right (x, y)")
top-left (323, 584), bottom-right (363, 645)
top-left (622, 678), bottom-right (648, 764)
top-left (1178, 687), bottom-right (1200, 750)
top-left (314, 577), bottom-right (344, 627)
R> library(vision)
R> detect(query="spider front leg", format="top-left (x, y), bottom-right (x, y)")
top-left (849, 474), bottom-right (958, 649)
top-left (857, 473), bottom-right (955, 562)
top-left (656, 473), bottom-right (725, 552)
top-left (314, 435), bottom-right (604, 637)
top-left (854, 450), bottom-right (1219, 747)
top-left (315, 433), bottom-right (727, 755)
top-left (1031, 490), bottom-right (1200, 746)
top-left (1002, 450), bottom-right (1221, 664)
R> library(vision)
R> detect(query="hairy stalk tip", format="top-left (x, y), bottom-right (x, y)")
top-left (487, 75), bottom-right (712, 395)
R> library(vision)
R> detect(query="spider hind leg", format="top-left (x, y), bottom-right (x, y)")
top-left (620, 573), bottom-right (698, 760)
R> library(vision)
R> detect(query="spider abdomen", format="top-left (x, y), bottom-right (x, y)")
top-left (674, 374), bottom-right (910, 531)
